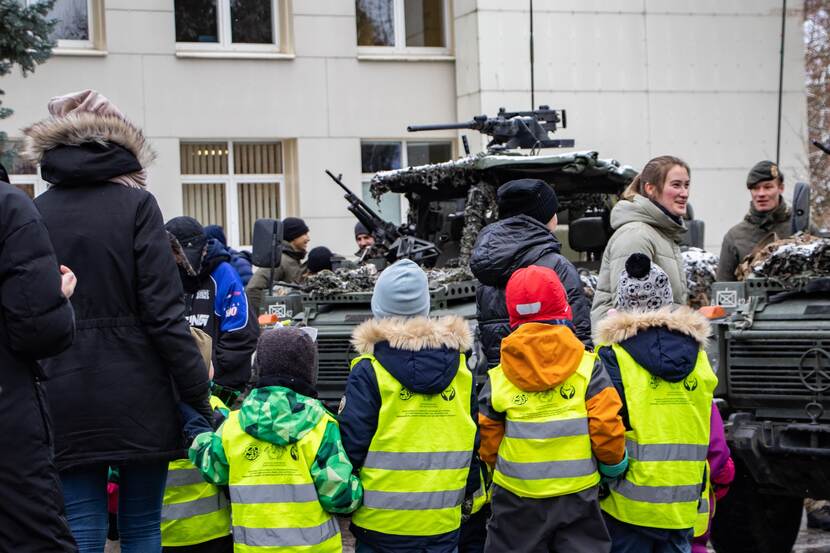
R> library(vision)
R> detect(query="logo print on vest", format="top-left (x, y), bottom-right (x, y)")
top-left (513, 393), bottom-right (527, 405)
top-left (683, 375), bottom-right (698, 392)
top-left (244, 444), bottom-right (260, 461)
top-left (290, 445), bottom-right (299, 461)
top-left (649, 375), bottom-right (662, 389)
top-left (559, 384), bottom-right (576, 400)
top-left (399, 388), bottom-right (413, 401)
top-left (441, 386), bottom-right (456, 402)
top-left (265, 444), bottom-right (284, 460)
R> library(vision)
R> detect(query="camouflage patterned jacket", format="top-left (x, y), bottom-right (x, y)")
top-left (189, 385), bottom-right (363, 514)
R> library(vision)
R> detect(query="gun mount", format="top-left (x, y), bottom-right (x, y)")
top-left (325, 169), bottom-right (441, 267)
top-left (407, 105), bottom-right (575, 152)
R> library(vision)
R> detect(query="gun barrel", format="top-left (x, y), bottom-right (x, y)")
top-left (407, 122), bottom-right (477, 132)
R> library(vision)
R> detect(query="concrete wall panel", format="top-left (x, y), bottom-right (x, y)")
top-left (294, 15), bottom-right (357, 58)
top-left (106, 9), bottom-right (176, 55)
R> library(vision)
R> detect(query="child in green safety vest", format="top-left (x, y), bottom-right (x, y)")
top-left (162, 327), bottom-right (233, 553)
top-left (189, 326), bottom-right (363, 552)
top-left (595, 253), bottom-right (718, 553)
top-left (478, 265), bottom-right (628, 553)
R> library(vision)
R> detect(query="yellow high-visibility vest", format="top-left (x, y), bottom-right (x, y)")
top-left (694, 461), bottom-right (712, 538)
top-left (350, 353), bottom-right (476, 537)
top-left (161, 396), bottom-right (231, 547)
top-left (601, 345), bottom-right (716, 530)
top-left (489, 351), bottom-right (600, 498)
top-left (222, 409), bottom-right (341, 552)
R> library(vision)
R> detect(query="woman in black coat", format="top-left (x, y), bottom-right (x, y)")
top-left (0, 173), bottom-right (77, 552)
top-left (23, 90), bottom-right (212, 553)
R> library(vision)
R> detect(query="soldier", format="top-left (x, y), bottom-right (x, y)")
top-left (717, 161), bottom-right (793, 281)
top-left (246, 217), bottom-right (310, 312)
top-left (355, 222), bottom-right (376, 257)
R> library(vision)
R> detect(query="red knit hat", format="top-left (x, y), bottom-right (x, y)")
top-left (505, 265), bottom-right (572, 327)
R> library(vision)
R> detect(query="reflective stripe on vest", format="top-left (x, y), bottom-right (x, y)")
top-left (350, 353), bottom-right (476, 537)
top-left (489, 351), bottom-right (600, 499)
top-left (601, 345), bottom-right (717, 530)
top-left (161, 395), bottom-right (231, 547)
top-left (222, 409), bottom-right (342, 552)
top-left (694, 462), bottom-right (712, 538)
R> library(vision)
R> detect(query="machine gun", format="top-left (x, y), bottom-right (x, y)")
top-left (325, 170), bottom-right (441, 267)
top-left (407, 105), bottom-right (575, 152)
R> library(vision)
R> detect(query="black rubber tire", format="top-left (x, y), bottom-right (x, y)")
top-left (710, 461), bottom-right (803, 553)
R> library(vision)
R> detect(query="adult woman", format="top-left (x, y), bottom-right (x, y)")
top-left (591, 155), bottom-right (690, 329)
top-left (24, 90), bottom-right (212, 553)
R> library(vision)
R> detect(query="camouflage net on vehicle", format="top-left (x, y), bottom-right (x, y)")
top-left (737, 234), bottom-right (830, 280)
top-left (682, 247), bottom-right (719, 309)
top-left (303, 264), bottom-right (475, 297)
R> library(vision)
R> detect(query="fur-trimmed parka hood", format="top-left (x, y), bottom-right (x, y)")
top-left (351, 315), bottom-right (473, 394)
top-left (23, 111), bottom-right (155, 168)
top-left (596, 306), bottom-right (711, 383)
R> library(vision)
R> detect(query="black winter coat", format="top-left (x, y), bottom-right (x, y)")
top-left (28, 115), bottom-right (212, 471)
top-left (470, 215), bottom-right (593, 367)
top-left (0, 181), bottom-right (77, 551)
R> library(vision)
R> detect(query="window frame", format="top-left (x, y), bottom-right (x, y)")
top-left (359, 138), bottom-right (455, 225)
top-left (357, 0), bottom-right (452, 58)
top-left (27, 0), bottom-right (106, 55)
top-left (180, 140), bottom-right (286, 249)
top-left (175, 0), bottom-right (284, 56)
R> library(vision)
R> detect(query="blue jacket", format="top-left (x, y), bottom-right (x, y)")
top-left (340, 315), bottom-right (481, 551)
top-left (182, 239), bottom-right (259, 390)
top-left (229, 248), bottom-right (254, 286)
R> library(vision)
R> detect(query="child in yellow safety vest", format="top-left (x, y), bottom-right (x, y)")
top-left (478, 265), bottom-right (628, 553)
top-left (189, 326), bottom-right (363, 552)
top-left (162, 327), bottom-right (233, 553)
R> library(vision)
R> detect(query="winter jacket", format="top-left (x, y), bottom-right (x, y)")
top-left (340, 315), bottom-right (480, 551)
top-left (190, 385), bottom-right (363, 513)
top-left (591, 194), bottom-right (688, 331)
top-left (203, 224), bottom-right (254, 286)
top-left (0, 181), bottom-right (77, 552)
top-left (717, 200), bottom-right (794, 281)
top-left (478, 322), bottom-right (625, 468)
top-left (470, 215), bottom-right (593, 365)
top-left (246, 241), bottom-right (306, 313)
top-left (595, 306), bottom-right (721, 537)
top-left (27, 110), bottom-right (212, 471)
top-left (178, 239), bottom-right (258, 391)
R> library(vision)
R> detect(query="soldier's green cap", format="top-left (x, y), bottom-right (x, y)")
top-left (746, 160), bottom-right (783, 188)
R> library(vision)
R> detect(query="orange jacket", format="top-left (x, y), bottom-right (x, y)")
top-left (478, 322), bottom-right (625, 467)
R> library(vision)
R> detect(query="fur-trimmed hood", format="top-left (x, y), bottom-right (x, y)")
top-left (23, 111), bottom-right (155, 168)
top-left (351, 315), bottom-right (473, 394)
top-left (595, 306), bottom-right (710, 347)
top-left (596, 306), bottom-right (711, 383)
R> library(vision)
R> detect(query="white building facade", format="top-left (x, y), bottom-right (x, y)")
top-left (0, 0), bottom-right (808, 255)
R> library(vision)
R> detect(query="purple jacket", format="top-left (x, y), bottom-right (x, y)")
top-left (708, 403), bottom-right (734, 486)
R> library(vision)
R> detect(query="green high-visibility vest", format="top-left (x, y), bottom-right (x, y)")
top-left (350, 353), bottom-right (476, 537)
top-left (222, 409), bottom-right (341, 552)
top-left (161, 396), bottom-right (231, 547)
top-left (489, 351), bottom-right (600, 498)
top-left (601, 344), bottom-right (716, 530)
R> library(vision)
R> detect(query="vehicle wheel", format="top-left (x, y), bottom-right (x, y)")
top-left (710, 460), bottom-right (802, 553)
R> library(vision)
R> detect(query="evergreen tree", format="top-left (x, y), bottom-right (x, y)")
top-left (0, 0), bottom-right (56, 164)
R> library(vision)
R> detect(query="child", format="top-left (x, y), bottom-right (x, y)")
top-left (190, 327), bottom-right (363, 552)
top-left (162, 327), bottom-right (232, 552)
top-left (595, 253), bottom-right (718, 553)
top-left (478, 265), bottom-right (627, 553)
top-left (339, 259), bottom-right (480, 553)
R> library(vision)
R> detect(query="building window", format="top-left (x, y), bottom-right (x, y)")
top-left (175, 0), bottom-right (284, 54)
top-left (180, 141), bottom-right (284, 247)
top-left (360, 140), bottom-right (453, 225)
top-left (26, 0), bottom-right (105, 52)
top-left (356, 0), bottom-right (449, 56)
top-left (1, 140), bottom-right (45, 198)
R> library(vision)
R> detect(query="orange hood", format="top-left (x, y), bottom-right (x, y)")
top-left (499, 323), bottom-right (585, 392)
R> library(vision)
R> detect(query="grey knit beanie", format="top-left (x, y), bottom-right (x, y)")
top-left (256, 327), bottom-right (318, 386)
top-left (371, 259), bottom-right (430, 318)
top-left (615, 253), bottom-right (673, 312)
